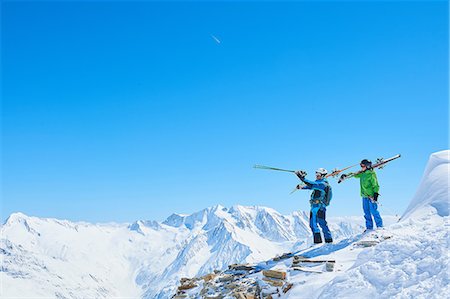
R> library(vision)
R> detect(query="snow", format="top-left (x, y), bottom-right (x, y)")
top-left (1, 205), bottom-right (365, 298)
top-left (1, 151), bottom-right (448, 298)
top-left (283, 150), bottom-right (450, 299)
top-left (402, 150), bottom-right (449, 219)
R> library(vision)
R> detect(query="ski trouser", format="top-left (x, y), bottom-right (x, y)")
top-left (309, 206), bottom-right (332, 241)
top-left (362, 197), bottom-right (383, 229)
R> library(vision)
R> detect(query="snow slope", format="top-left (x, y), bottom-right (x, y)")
top-left (0, 205), bottom-right (367, 298)
top-left (171, 151), bottom-right (448, 299)
top-left (3, 150), bottom-right (447, 299)
top-left (284, 150), bottom-right (449, 299)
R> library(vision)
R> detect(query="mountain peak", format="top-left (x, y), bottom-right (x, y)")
top-left (4, 212), bottom-right (29, 226)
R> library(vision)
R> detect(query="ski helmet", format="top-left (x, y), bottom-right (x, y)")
top-left (315, 168), bottom-right (328, 176)
top-left (360, 159), bottom-right (372, 168)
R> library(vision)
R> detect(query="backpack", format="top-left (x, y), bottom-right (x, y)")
top-left (322, 182), bottom-right (332, 206)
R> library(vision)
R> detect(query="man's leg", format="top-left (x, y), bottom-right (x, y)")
top-left (317, 208), bottom-right (332, 243)
top-left (362, 197), bottom-right (374, 229)
top-left (369, 200), bottom-right (383, 228)
top-left (310, 207), bottom-right (322, 243)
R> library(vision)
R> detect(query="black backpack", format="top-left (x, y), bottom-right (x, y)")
top-left (322, 182), bottom-right (332, 206)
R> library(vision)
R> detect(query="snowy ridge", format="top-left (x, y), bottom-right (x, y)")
top-left (2, 151), bottom-right (448, 298)
top-left (1, 205), bottom-right (365, 298)
top-left (171, 151), bottom-right (449, 299)
top-left (401, 150), bottom-right (449, 219)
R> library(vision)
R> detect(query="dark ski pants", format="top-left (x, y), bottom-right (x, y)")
top-left (309, 206), bottom-right (332, 240)
top-left (362, 197), bottom-right (383, 229)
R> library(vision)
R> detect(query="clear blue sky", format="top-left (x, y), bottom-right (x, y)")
top-left (2, 1), bottom-right (448, 223)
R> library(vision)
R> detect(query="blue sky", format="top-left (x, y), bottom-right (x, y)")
top-left (2, 1), bottom-right (448, 223)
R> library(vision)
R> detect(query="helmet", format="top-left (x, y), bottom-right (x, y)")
top-left (360, 159), bottom-right (372, 168)
top-left (315, 168), bottom-right (328, 176)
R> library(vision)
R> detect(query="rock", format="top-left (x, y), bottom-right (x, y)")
top-left (283, 283), bottom-right (293, 293)
top-left (292, 258), bottom-right (336, 267)
top-left (262, 270), bottom-right (286, 280)
top-left (293, 255), bottom-right (307, 261)
top-left (180, 277), bottom-right (191, 284)
top-left (229, 264), bottom-right (255, 271)
top-left (233, 292), bottom-right (256, 299)
top-left (218, 274), bottom-right (234, 282)
top-left (273, 252), bottom-right (293, 261)
top-left (325, 261), bottom-right (335, 272)
top-left (354, 240), bottom-right (379, 247)
top-left (202, 273), bottom-right (216, 282)
top-left (262, 277), bottom-right (284, 287)
top-left (292, 266), bottom-right (322, 273)
top-left (178, 282), bottom-right (197, 290)
top-left (224, 282), bottom-right (240, 290)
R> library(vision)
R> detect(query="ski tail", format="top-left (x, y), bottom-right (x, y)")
top-left (253, 164), bottom-right (296, 173)
top-left (326, 164), bottom-right (359, 178)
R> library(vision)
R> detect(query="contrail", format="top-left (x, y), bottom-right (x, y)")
top-left (211, 34), bottom-right (221, 44)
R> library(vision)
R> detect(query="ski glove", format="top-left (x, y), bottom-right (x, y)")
top-left (295, 170), bottom-right (307, 179)
top-left (373, 192), bottom-right (379, 202)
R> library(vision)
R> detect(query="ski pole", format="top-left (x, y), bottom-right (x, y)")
top-left (253, 164), bottom-right (296, 173)
top-left (290, 182), bottom-right (306, 195)
top-left (378, 202), bottom-right (400, 220)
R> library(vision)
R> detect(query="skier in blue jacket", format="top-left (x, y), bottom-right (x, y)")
top-left (295, 168), bottom-right (333, 244)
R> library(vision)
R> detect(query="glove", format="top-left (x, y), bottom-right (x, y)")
top-left (295, 170), bottom-right (307, 179)
top-left (373, 192), bottom-right (379, 202)
top-left (296, 184), bottom-right (303, 190)
top-left (339, 174), bottom-right (347, 180)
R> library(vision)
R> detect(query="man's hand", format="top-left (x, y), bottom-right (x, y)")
top-left (373, 192), bottom-right (379, 202)
top-left (296, 184), bottom-right (303, 190)
top-left (295, 170), bottom-right (307, 179)
top-left (339, 174), bottom-right (347, 181)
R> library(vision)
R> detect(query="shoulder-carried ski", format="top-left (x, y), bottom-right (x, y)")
top-left (338, 154), bottom-right (401, 183)
top-left (326, 164), bottom-right (359, 178)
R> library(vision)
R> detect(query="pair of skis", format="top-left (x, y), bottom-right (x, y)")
top-left (253, 164), bottom-right (357, 178)
top-left (254, 154), bottom-right (401, 194)
top-left (337, 154), bottom-right (401, 183)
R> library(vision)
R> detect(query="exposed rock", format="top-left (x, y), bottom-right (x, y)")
top-left (262, 270), bottom-right (286, 280)
top-left (283, 283), bottom-right (293, 293)
top-left (178, 282), bottom-right (197, 290)
top-left (232, 292), bottom-right (256, 299)
top-left (262, 277), bottom-right (284, 287)
top-left (354, 240), bottom-right (379, 247)
top-left (202, 273), bottom-right (217, 282)
top-left (229, 264), bottom-right (255, 271)
top-left (325, 261), bottom-right (335, 272)
top-left (218, 274), bottom-right (234, 282)
top-left (273, 252), bottom-right (294, 261)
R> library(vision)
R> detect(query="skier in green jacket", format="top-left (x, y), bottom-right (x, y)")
top-left (353, 159), bottom-right (383, 231)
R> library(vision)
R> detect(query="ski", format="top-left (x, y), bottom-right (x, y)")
top-left (326, 164), bottom-right (359, 178)
top-left (338, 154), bottom-right (401, 183)
top-left (253, 164), bottom-right (295, 173)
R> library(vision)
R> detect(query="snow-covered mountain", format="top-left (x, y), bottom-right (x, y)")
top-left (2, 150), bottom-right (448, 299)
top-left (1, 205), bottom-right (366, 298)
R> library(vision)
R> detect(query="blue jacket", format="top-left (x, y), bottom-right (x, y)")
top-left (301, 178), bottom-right (331, 207)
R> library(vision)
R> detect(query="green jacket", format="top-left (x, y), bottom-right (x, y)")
top-left (353, 169), bottom-right (380, 197)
